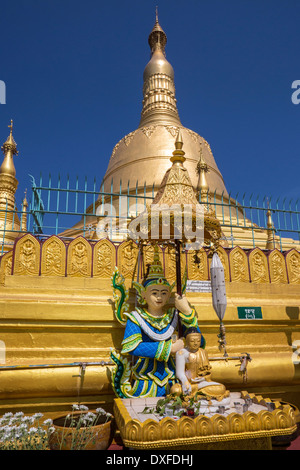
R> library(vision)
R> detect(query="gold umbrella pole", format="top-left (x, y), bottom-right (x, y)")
top-left (174, 239), bottom-right (183, 338)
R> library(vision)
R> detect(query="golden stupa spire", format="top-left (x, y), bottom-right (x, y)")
top-left (139, 10), bottom-right (181, 127)
top-left (0, 120), bottom-right (21, 251)
top-left (0, 119), bottom-right (18, 177)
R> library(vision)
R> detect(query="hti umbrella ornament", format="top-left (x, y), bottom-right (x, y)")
top-left (210, 252), bottom-right (228, 357)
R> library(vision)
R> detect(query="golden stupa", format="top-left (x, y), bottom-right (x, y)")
top-left (62, 14), bottom-right (299, 252)
top-left (61, 14), bottom-right (231, 241)
top-left (0, 13), bottom-right (299, 439)
top-left (102, 14), bottom-right (227, 198)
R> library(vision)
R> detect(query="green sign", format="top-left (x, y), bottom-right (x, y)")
top-left (238, 307), bottom-right (263, 320)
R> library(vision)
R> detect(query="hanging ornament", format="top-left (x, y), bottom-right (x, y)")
top-left (210, 252), bottom-right (228, 356)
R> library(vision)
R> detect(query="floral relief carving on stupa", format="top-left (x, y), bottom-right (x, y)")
top-left (67, 237), bottom-right (92, 277)
top-left (93, 239), bottom-right (115, 278)
top-left (229, 247), bottom-right (249, 283)
top-left (286, 249), bottom-right (300, 284)
top-left (41, 236), bottom-right (66, 276)
top-left (268, 249), bottom-right (287, 284)
top-left (13, 234), bottom-right (40, 275)
top-left (249, 248), bottom-right (269, 283)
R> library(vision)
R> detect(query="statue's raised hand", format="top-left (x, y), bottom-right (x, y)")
top-left (174, 293), bottom-right (192, 315)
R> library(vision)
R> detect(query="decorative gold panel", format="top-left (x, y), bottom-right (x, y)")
top-left (259, 410), bottom-right (274, 430)
top-left (178, 416), bottom-right (195, 438)
top-left (160, 417), bottom-right (178, 440)
top-left (245, 412), bottom-right (260, 432)
top-left (93, 239), bottom-right (115, 278)
top-left (124, 419), bottom-right (142, 442)
top-left (195, 415), bottom-right (212, 436)
top-left (13, 234), bottom-right (40, 275)
top-left (66, 236), bottom-right (92, 277)
top-left (186, 249), bottom-right (208, 280)
top-left (0, 250), bottom-right (13, 284)
top-left (2, 250), bottom-right (13, 276)
top-left (268, 249), bottom-right (288, 284)
top-left (285, 249), bottom-right (300, 284)
top-left (211, 414), bottom-right (229, 435)
top-left (41, 236), bottom-right (66, 276)
top-left (117, 240), bottom-right (139, 280)
top-left (142, 420), bottom-right (161, 442)
top-left (229, 246), bottom-right (250, 282)
top-left (228, 413), bottom-right (245, 433)
top-left (164, 246), bottom-right (187, 283)
top-left (249, 248), bottom-right (269, 283)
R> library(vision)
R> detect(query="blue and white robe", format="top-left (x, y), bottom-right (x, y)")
top-left (118, 306), bottom-right (204, 397)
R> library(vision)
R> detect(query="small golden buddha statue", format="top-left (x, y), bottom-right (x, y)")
top-left (170, 327), bottom-right (230, 401)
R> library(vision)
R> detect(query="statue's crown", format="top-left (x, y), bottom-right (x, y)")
top-left (143, 245), bottom-right (170, 288)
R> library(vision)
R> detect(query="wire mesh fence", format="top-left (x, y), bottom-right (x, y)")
top-left (0, 173), bottom-right (299, 255)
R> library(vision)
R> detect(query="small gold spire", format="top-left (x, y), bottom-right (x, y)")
top-left (266, 209), bottom-right (272, 229)
top-left (0, 119), bottom-right (18, 176)
top-left (21, 189), bottom-right (28, 232)
top-left (196, 145), bottom-right (209, 200)
top-left (196, 146), bottom-right (208, 174)
top-left (170, 129), bottom-right (186, 165)
top-left (22, 189), bottom-right (28, 207)
top-left (266, 200), bottom-right (276, 250)
top-left (0, 121), bottom-right (20, 249)
top-left (174, 129), bottom-right (183, 149)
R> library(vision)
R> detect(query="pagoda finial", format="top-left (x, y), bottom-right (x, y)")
top-left (196, 146), bottom-right (209, 177)
top-left (8, 119), bottom-right (13, 135)
top-left (170, 129), bottom-right (186, 165)
top-left (155, 5), bottom-right (159, 23)
top-left (175, 128), bottom-right (183, 149)
top-left (148, 7), bottom-right (167, 55)
top-left (21, 189), bottom-right (28, 232)
top-left (266, 200), bottom-right (274, 249)
top-left (196, 144), bottom-right (210, 204)
top-left (0, 119), bottom-right (18, 176)
top-left (0, 121), bottom-right (20, 243)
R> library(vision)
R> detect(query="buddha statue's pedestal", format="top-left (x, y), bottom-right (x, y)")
top-left (113, 391), bottom-right (298, 450)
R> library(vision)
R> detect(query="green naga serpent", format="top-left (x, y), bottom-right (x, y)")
top-left (110, 246), bottom-right (203, 398)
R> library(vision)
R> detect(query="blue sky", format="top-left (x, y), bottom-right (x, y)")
top-left (0, 0), bottom-right (299, 215)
